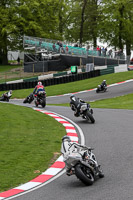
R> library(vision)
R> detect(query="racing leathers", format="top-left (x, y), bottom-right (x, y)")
top-left (33, 85), bottom-right (45, 95)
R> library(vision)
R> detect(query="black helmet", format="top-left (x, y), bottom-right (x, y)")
top-left (62, 135), bottom-right (71, 142)
top-left (70, 94), bottom-right (75, 100)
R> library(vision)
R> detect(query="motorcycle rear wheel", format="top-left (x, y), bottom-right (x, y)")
top-left (86, 111), bottom-right (95, 123)
top-left (75, 164), bottom-right (94, 186)
top-left (104, 88), bottom-right (107, 92)
top-left (23, 98), bottom-right (28, 103)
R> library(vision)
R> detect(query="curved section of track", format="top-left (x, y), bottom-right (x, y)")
top-left (47, 79), bottom-right (133, 104)
top-left (1, 80), bottom-right (133, 200)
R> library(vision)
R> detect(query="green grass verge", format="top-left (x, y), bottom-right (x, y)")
top-left (90, 93), bottom-right (133, 110)
top-left (0, 71), bottom-right (132, 99)
top-left (0, 103), bottom-right (66, 192)
top-left (48, 93), bottom-right (133, 110)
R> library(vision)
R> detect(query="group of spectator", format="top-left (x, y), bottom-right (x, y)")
top-left (52, 40), bottom-right (125, 59)
top-left (52, 41), bottom-right (69, 54)
top-left (96, 46), bottom-right (107, 57)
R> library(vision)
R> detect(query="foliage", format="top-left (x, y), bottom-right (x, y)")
top-left (0, 0), bottom-right (133, 64)
top-left (0, 0), bottom-right (67, 64)
top-left (98, 0), bottom-right (133, 54)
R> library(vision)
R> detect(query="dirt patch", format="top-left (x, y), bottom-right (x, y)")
top-left (48, 152), bottom-right (61, 167)
top-left (0, 66), bottom-right (58, 82)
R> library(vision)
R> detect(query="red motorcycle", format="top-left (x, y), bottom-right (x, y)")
top-left (34, 91), bottom-right (46, 108)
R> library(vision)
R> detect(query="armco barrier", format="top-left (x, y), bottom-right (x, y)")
top-left (53, 71), bottom-right (67, 77)
top-left (0, 70), bottom-right (100, 91)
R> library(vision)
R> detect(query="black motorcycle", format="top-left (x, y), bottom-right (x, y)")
top-left (96, 84), bottom-right (107, 93)
top-left (0, 91), bottom-right (12, 102)
top-left (23, 93), bottom-right (34, 104)
top-left (70, 96), bottom-right (95, 123)
top-left (34, 91), bottom-right (46, 108)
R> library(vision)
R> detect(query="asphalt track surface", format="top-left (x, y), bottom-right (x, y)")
top-left (46, 80), bottom-right (133, 104)
top-left (5, 81), bottom-right (133, 200)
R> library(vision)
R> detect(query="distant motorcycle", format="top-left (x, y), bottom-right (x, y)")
top-left (0, 90), bottom-right (12, 102)
top-left (96, 84), bottom-right (107, 93)
top-left (63, 144), bottom-right (104, 185)
top-left (34, 91), bottom-right (46, 108)
top-left (23, 93), bottom-right (34, 104)
top-left (70, 95), bottom-right (95, 123)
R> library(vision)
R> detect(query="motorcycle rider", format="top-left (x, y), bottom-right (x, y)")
top-left (33, 81), bottom-right (45, 95)
top-left (70, 94), bottom-right (90, 117)
top-left (101, 80), bottom-right (107, 90)
top-left (61, 135), bottom-right (104, 177)
top-left (0, 90), bottom-right (12, 101)
top-left (6, 90), bottom-right (12, 97)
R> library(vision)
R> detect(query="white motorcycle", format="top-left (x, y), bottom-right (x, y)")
top-left (0, 90), bottom-right (12, 102)
top-left (63, 143), bottom-right (104, 185)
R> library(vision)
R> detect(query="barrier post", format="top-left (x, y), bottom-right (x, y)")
top-left (33, 64), bottom-right (34, 75)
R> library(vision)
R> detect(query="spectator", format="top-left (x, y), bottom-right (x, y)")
top-left (108, 49), bottom-right (112, 58)
top-left (52, 43), bottom-right (56, 52)
top-left (102, 47), bottom-right (105, 57)
top-left (96, 46), bottom-right (100, 56)
top-left (17, 57), bottom-right (20, 64)
top-left (105, 47), bottom-right (107, 57)
top-left (66, 46), bottom-right (69, 54)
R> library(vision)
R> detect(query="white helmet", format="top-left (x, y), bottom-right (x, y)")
top-left (103, 80), bottom-right (106, 82)
top-left (38, 81), bottom-right (42, 86)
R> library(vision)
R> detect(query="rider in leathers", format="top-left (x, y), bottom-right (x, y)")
top-left (100, 80), bottom-right (107, 90)
top-left (61, 135), bottom-right (104, 177)
top-left (70, 94), bottom-right (90, 117)
top-left (33, 81), bottom-right (45, 95)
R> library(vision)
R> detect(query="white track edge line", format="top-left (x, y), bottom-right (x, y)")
top-left (5, 110), bottom-right (84, 200)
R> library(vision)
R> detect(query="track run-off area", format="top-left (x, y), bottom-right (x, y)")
top-left (1, 79), bottom-right (133, 200)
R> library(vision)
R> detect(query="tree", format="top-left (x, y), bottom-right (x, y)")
top-left (63, 0), bottom-right (100, 47)
top-left (0, 0), bottom-right (17, 64)
top-left (99, 0), bottom-right (133, 56)
top-left (0, 0), bottom-right (64, 65)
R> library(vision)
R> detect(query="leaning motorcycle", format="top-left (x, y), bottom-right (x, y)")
top-left (70, 101), bottom-right (95, 123)
top-left (0, 91), bottom-right (12, 102)
top-left (23, 93), bottom-right (34, 104)
top-left (34, 91), bottom-right (46, 108)
top-left (64, 145), bottom-right (104, 185)
top-left (96, 84), bottom-right (107, 93)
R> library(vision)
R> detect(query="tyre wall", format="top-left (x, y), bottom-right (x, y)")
top-left (0, 70), bottom-right (100, 91)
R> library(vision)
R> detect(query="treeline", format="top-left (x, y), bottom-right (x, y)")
top-left (0, 0), bottom-right (133, 64)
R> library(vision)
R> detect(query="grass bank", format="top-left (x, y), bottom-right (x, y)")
top-left (48, 93), bottom-right (133, 110)
top-left (90, 93), bottom-right (133, 110)
top-left (0, 71), bottom-right (132, 99)
top-left (0, 103), bottom-right (66, 192)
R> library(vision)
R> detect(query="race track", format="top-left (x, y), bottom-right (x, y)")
top-left (5, 81), bottom-right (133, 200)
top-left (46, 80), bottom-right (133, 104)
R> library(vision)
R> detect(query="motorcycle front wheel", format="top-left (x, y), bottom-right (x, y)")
top-left (96, 89), bottom-right (99, 93)
top-left (75, 164), bottom-right (94, 186)
top-left (35, 100), bottom-right (38, 107)
top-left (86, 111), bottom-right (95, 123)
top-left (40, 99), bottom-right (46, 108)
